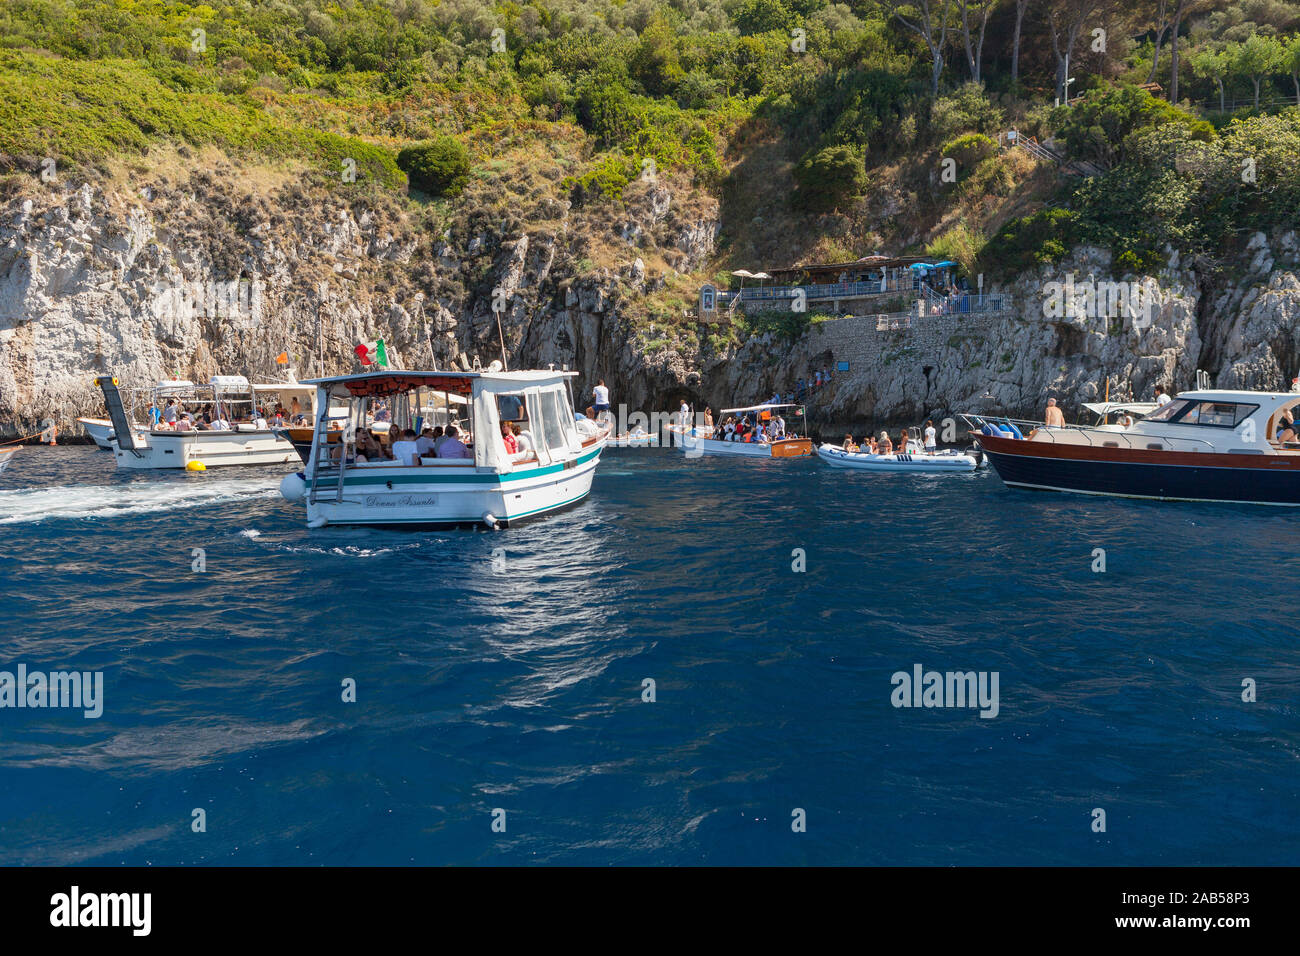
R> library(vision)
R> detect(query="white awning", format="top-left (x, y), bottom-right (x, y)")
top-left (720, 403), bottom-right (803, 414)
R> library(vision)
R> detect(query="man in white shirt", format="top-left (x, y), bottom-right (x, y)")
top-left (924, 419), bottom-right (937, 452)
top-left (416, 427), bottom-right (439, 456)
top-left (679, 401), bottom-right (690, 427)
top-left (1154, 385), bottom-right (1172, 406)
top-left (593, 380), bottom-right (611, 417)
top-left (210, 415), bottom-right (230, 430)
top-left (390, 428), bottom-right (421, 465)
top-left (162, 400), bottom-right (178, 425)
top-left (437, 425), bottom-right (471, 459)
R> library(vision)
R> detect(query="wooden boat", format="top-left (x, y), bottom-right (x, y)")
top-left (967, 389), bottom-right (1300, 505)
top-left (667, 402), bottom-right (813, 458)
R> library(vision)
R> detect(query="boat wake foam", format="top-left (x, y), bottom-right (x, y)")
top-left (0, 478), bottom-right (278, 525)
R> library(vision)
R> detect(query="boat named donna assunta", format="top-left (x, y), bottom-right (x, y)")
top-left (967, 389), bottom-right (1300, 505)
top-left (278, 368), bottom-right (610, 528)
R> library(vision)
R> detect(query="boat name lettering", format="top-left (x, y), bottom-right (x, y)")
top-left (364, 494), bottom-right (439, 508)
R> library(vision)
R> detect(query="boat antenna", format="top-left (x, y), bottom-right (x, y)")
top-left (492, 302), bottom-right (509, 372)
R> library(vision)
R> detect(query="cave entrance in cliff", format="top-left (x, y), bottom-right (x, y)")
top-left (660, 387), bottom-right (703, 415)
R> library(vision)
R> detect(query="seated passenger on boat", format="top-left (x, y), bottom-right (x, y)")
top-left (843, 434), bottom-right (859, 452)
top-left (879, 431), bottom-right (893, 454)
top-left (867, 436), bottom-right (879, 454)
top-left (501, 421), bottom-right (518, 454)
top-left (512, 422), bottom-right (533, 455)
top-left (355, 429), bottom-right (384, 462)
top-left (1277, 415), bottom-right (1297, 443)
top-left (391, 429), bottom-right (421, 465)
top-left (438, 425), bottom-right (472, 459)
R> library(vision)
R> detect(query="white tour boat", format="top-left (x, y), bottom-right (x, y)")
top-left (76, 417), bottom-right (117, 449)
top-left (0, 445), bottom-right (18, 474)
top-left (278, 368), bottom-right (610, 528)
top-left (667, 403), bottom-right (813, 458)
top-left (96, 375), bottom-right (301, 469)
top-left (609, 426), bottom-right (659, 448)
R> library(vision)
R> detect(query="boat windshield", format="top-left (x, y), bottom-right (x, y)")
top-left (1141, 398), bottom-right (1192, 422)
top-left (1141, 398), bottom-right (1258, 427)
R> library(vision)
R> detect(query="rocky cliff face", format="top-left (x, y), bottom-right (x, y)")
top-left (672, 236), bottom-right (1300, 434)
top-left (0, 160), bottom-right (718, 434)
top-left (2, 159), bottom-right (1298, 438)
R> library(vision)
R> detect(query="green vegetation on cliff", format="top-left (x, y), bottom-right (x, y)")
top-left (2, 0), bottom-right (1299, 307)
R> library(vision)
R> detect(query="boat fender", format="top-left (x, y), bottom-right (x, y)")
top-left (1003, 421), bottom-right (1025, 439)
top-left (186, 460), bottom-right (206, 471)
top-left (482, 512), bottom-right (499, 530)
top-left (280, 471), bottom-right (307, 502)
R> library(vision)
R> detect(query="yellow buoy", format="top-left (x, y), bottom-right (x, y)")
top-left (186, 460), bottom-right (206, 472)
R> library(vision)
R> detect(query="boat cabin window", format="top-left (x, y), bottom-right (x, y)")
top-left (1142, 398), bottom-right (1191, 422)
top-left (536, 389), bottom-right (572, 456)
top-left (497, 394), bottom-right (528, 423)
top-left (1180, 401), bottom-right (1258, 428)
top-left (1142, 399), bottom-right (1258, 427)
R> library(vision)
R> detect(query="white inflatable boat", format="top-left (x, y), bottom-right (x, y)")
top-left (816, 442), bottom-right (982, 472)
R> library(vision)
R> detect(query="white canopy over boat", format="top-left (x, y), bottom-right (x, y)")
top-left (720, 402), bottom-right (803, 415)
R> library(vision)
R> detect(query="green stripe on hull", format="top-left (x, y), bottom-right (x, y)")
top-left (308, 447), bottom-right (603, 489)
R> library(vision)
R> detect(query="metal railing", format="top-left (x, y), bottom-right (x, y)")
top-left (719, 279), bottom-right (919, 304)
top-left (961, 414), bottom-right (1218, 452)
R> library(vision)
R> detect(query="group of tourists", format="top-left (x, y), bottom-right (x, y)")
top-left (841, 420), bottom-right (939, 456)
top-left (714, 412), bottom-right (788, 444)
top-left (147, 395), bottom-right (306, 432)
top-left (352, 423), bottom-right (476, 465)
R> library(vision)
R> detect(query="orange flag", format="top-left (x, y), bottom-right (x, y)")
top-left (275, 352), bottom-right (289, 365)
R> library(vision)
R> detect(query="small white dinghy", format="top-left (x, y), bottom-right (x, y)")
top-left (816, 442), bottom-right (981, 472)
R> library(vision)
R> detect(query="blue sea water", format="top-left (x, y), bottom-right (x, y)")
top-left (1, 444), bottom-right (1298, 866)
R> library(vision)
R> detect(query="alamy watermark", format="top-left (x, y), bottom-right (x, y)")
top-left (1040, 273), bottom-right (1159, 331)
top-left (0, 664), bottom-right (103, 718)
top-left (891, 664), bottom-right (999, 719)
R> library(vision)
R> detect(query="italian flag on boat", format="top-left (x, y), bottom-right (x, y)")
top-left (355, 338), bottom-right (389, 367)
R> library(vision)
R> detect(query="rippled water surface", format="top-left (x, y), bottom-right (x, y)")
top-left (1, 444), bottom-right (1297, 865)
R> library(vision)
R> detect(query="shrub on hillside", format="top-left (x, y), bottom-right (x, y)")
top-left (396, 136), bottom-right (470, 197)
top-left (976, 207), bottom-right (1080, 279)
top-left (1050, 83), bottom-right (1215, 170)
top-left (926, 222), bottom-right (987, 274)
top-left (929, 83), bottom-right (1005, 143)
top-left (793, 144), bottom-right (866, 212)
top-left (940, 133), bottom-right (997, 174)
